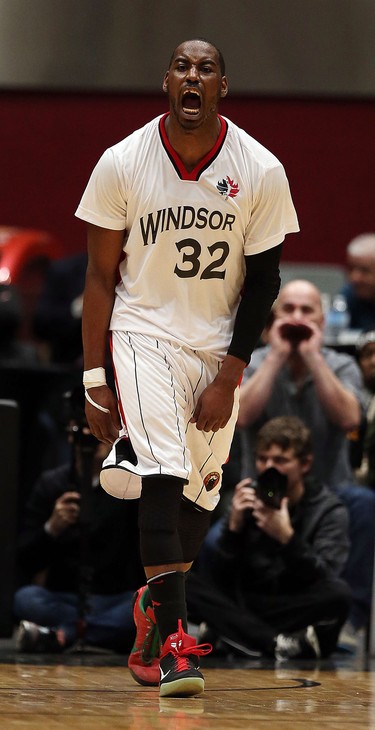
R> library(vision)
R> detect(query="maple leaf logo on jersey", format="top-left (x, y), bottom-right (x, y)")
top-left (217, 176), bottom-right (239, 200)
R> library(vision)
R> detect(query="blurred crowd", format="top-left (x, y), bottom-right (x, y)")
top-left (3, 231), bottom-right (375, 660)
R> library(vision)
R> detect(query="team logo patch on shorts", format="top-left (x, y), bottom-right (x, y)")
top-left (203, 472), bottom-right (220, 491)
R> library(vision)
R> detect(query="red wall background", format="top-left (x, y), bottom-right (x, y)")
top-left (1, 92), bottom-right (374, 265)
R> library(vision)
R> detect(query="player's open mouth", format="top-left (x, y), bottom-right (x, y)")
top-left (182, 89), bottom-right (201, 115)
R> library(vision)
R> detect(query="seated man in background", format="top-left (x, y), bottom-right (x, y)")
top-left (187, 416), bottom-right (350, 660)
top-left (354, 330), bottom-right (375, 489)
top-left (237, 279), bottom-right (375, 641)
top-left (14, 388), bottom-right (144, 653)
top-left (341, 233), bottom-right (375, 330)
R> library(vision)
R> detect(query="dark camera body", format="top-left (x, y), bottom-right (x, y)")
top-left (71, 424), bottom-right (98, 451)
top-left (253, 467), bottom-right (288, 509)
top-left (280, 322), bottom-right (312, 344)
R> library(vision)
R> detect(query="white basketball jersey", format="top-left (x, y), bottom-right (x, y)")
top-left (76, 114), bottom-right (299, 360)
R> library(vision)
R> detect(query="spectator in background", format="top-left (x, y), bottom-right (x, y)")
top-left (31, 252), bottom-right (90, 475)
top-left (33, 252), bottom-right (87, 366)
top-left (14, 388), bottom-right (144, 654)
top-left (188, 416), bottom-right (350, 661)
top-left (354, 330), bottom-right (375, 489)
top-left (238, 279), bottom-right (364, 485)
top-left (341, 233), bottom-right (375, 330)
top-left (237, 279), bottom-right (375, 644)
top-left (0, 282), bottom-right (68, 498)
top-left (0, 283), bottom-right (39, 366)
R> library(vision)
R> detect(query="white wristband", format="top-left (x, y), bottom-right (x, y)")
top-left (83, 367), bottom-right (107, 389)
top-left (84, 389), bottom-right (110, 413)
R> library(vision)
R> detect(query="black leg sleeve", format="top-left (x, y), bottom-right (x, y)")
top-left (178, 497), bottom-right (212, 564)
top-left (138, 475), bottom-right (185, 566)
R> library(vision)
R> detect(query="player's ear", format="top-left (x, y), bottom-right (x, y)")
top-left (162, 72), bottom-right (169, 94)
top-left (220, 76), bottom-right (228, 98)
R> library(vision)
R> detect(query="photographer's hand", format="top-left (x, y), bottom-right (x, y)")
top-left (228, 479), bottom-right (256, 532)
top-left (45, 492), bottom-right (81, 538)
top-left (252, 496), bottom-right (294, 544)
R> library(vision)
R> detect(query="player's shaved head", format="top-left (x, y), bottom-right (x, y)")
top-left (168, 38), bottom-right (226, 76)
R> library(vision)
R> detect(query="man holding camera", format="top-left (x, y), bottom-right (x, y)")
top-left (14, 389), bottom-right (144, 653)
top-left (237, 278), bottom-right (375, 642)
top-left (186, 416), bottom-right (350, 660)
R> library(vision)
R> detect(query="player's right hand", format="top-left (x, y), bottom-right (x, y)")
top-left (84, 385), bottom-right (122, 445)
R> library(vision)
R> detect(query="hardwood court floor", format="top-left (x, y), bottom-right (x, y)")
top-left (0, 650), bottom-right (374, 730)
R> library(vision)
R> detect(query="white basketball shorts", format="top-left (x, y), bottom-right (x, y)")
top-left (100, 331), bottom-right (239, 511)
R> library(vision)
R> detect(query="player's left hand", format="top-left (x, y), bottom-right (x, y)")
top-left (191, 381), bottom-right (234, 432)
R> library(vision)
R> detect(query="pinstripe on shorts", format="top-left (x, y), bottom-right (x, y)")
top-left (100, 331), bottom-right (239, 511)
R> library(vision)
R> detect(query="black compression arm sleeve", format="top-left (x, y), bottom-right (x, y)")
top-left (227, 243), bottom-right (283, 364)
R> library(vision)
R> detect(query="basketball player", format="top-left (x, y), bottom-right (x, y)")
top-left (75, 38), bottom-right (299, 697)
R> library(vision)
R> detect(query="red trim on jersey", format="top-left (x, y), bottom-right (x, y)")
top-left (109, 332), bottom-right (127, 428)
top-left (159, 113), bottom-right (228, 181)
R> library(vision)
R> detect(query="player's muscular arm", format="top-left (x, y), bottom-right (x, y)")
top-left (82, 223), bottom-right (124, 443)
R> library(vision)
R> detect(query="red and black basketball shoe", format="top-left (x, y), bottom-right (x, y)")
top-left (128, 585), bottom-right (161, 686)
top-left (159, 619), bottom-right (212, 697)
